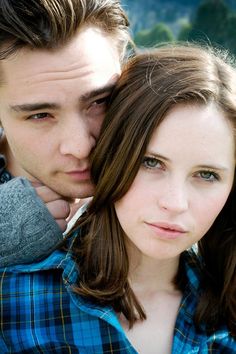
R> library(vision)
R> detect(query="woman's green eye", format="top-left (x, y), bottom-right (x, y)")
top-left (142, 157), bottom-right (163, 169)
top-left (198, 171), bottom-right (219, 181)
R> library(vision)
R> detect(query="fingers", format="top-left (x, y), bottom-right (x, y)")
top-left (33, 184), bottom-right (63, 203)
top-left (30, 181), bottom-right (71, 232)
top-left (46, 199), bottom-right (70, 219)
top-left (46, 199), bottom-right (70, 232)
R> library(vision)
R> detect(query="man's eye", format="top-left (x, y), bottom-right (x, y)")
top-left (93, 96), bottom-right (110, 106)
top-left (142, 156), bottom-right (164, 170)
top-left (27, 112), bottom-right (50, 120)
top-left (87, 96), bottom-right (110, 116)
top-left (197, 171), bottom-right (220, 182)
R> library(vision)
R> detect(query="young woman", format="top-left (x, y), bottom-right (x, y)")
top-left (72, 44), bottom-right (236, 352)
top-left (0, 44), bottom-right (235, 353)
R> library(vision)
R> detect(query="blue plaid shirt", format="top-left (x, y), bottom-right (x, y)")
top-left (0, 235), bottom-right (235, 353)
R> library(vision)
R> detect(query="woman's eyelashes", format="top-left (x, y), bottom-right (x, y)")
top-left (141, 155), bottom-right (221, 183)
top-left (195, 170), bottom-right (220, 182)
top-left (142, 156), bottom-right (165, 170)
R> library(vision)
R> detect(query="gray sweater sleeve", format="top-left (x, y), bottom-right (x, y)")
top-left (0, 177), bottom-right (63, 266)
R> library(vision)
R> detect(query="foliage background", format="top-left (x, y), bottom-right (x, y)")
top-left (121, 0), bottom-right (236, 55)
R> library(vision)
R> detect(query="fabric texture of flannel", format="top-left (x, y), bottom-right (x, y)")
top-left (0, 234), bottom-right (235, 353)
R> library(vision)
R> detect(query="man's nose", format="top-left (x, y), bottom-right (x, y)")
top-left (158, 179), bottom-right (189, 214)
top-left (59, 117), bottom-right (96, 160)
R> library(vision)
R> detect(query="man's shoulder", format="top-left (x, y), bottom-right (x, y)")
top-left (0, 246), bottom-right (80, 313)
top-left (0, 248), bottom-right (68, 273)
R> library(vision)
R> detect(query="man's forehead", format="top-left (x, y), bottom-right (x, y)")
top-left (0, 37), bottom-right (121, 108)
top-left (0, 27), bottom-right (121, 85)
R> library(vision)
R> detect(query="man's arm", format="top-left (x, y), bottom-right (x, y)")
top-left (0, 177), bottom-right (69, 266)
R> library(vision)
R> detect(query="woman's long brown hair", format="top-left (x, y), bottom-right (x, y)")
top-left (71, 44), bottom-right (236, 335)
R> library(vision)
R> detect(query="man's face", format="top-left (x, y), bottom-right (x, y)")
top-left (0, 26), bottom-right (121, 199)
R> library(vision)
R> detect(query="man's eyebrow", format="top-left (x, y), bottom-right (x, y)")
top-left (80, 83), bottom-right (116, 102)
top-left (10, 102), bottom-right (60, 112)
top-left (10, 84), bottom-right (117, 112)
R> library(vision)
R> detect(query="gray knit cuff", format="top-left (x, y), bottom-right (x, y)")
top-left (0, 177), bottom-right (63, 266)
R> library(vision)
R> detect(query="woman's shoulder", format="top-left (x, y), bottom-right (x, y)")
top-left (181, 246), bottom-right (203, 286)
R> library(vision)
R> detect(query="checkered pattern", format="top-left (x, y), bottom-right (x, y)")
top-left (172, 252), bottom-right (235, 353)
top-left (0, 235), bottom-right (235, 353)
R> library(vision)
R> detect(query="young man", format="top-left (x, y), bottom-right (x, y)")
top-left (0, 0), bottom-right (130, 265)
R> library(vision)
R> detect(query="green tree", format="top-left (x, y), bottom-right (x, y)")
top-left (185, 0), bottom-right (236, 55)
top-left (224, 14), bottom-right (236, 55)
top-left (134, 23), bottom-right (174, 48)
top-left (178, 22), bottom-right (192, 41)
top-left (134, 29), bottom-right (151, 47)
top-left (188, 0), bottom-right (229, 46)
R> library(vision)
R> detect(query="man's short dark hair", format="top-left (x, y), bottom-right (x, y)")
top-left (0, 0), bottom-right (130, 59)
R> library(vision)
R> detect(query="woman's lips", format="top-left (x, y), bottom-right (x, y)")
top-left (145, 222), bottom-right (188, 239)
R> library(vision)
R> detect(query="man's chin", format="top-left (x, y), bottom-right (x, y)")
top-left (55, 183), bottom-right (95, 201)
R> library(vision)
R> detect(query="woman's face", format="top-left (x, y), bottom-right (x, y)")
top-left (115, 103), bottom-right (235, 261)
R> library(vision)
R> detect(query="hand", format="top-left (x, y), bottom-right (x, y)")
top-left (31, 182), bottom-right (70, 232)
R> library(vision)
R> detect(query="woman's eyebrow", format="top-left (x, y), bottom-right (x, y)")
top-left (145, 151), bottom-right (171, 162)
top-left (147, 151), bottom-right (230, 171)
top-left (194, 164), bottom-right (229, 171)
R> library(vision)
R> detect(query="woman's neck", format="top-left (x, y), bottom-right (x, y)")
top-left (121, 251), bottom-right (182, 354)
top-left (128, 251), bottom-right (180, 294)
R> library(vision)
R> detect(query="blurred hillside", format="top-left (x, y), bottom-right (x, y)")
top-left (121, 0), bottom-right (236, 55)
top-left (122, 0), bottom-right (236, 36)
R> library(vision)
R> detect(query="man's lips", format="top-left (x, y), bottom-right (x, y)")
top-left (66, 169), bottom-right (91, 181)
top-left (145, 221), bottom-right (188, 239)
